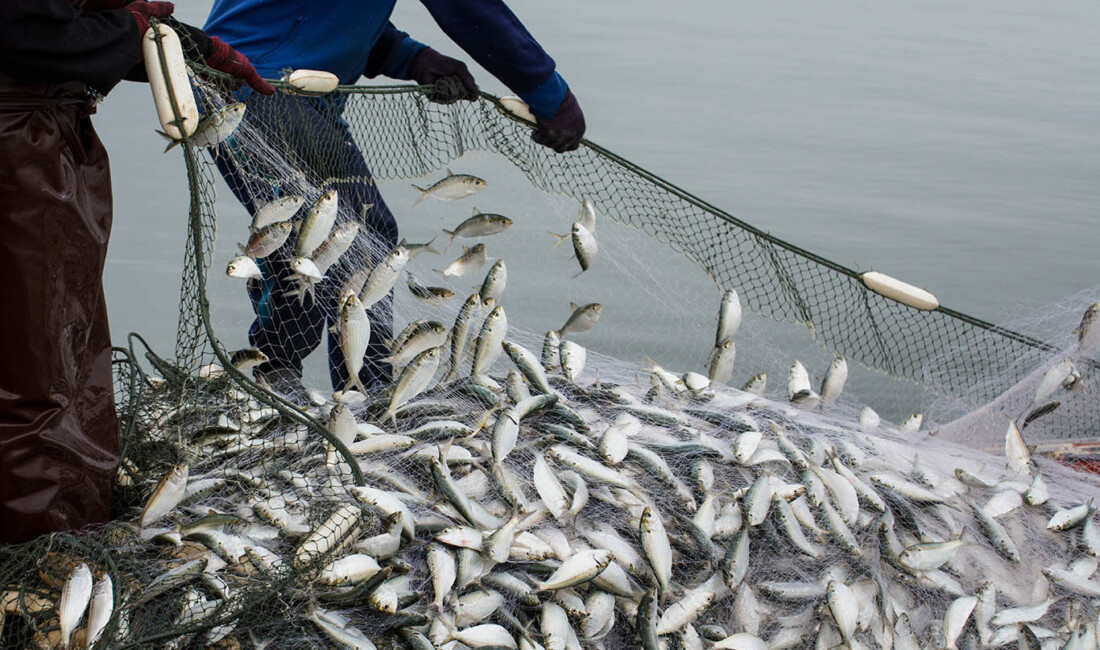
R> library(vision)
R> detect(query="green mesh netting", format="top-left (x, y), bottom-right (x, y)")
top-left (2, 31), bottom-right (1099, 649)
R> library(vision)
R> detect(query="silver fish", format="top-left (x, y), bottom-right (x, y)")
top-left (386, 320), bottom-right (448, 369)
top-left (503, 340), bottom-right (553, 395)
top-left (386, 347), bottom-right (441, 423)
top-left (161, 102), bottom-right (246, 151)
top-left (85, 574), bottom-right (113, 649)
top-left (1075, 302), bottom-right (1100, 352)
top-left (556, 302), bottom-right (603, 338)
top-left (407, 278), bottom-right (456, 305)
top-left (437, 243), bottom-right (487, 280)
top-left (59, 563), bottom-right (93, 650)
top-left (139, 462), bottom-right (188, 528)
top-left (578, 199), bottom-right (597, 233)
top-left (226, 255), bottom-right (262, 279)
top-left (742, 372), bottom-right (766, 396)
top-left (446, 293), bottom-right (482, 380)
top-left (295, 189), bottom-right (339, 258)
top-left (640, 506), bottom-right (672, 593)
top-left (708, 339), bottom-right (736, 384)
top-left (311, 222), bottom-right (359, 273)
top-left (1048, 499), bottom-right (1093, 531)
top-left (411, 168), bottom-right (487, 208)
top-left (443, 208), bottom-right (513, 249)
top-left (559, 340), bottom-right (587, 382)
top-left (471, 306), bottom-right (508, 377)
top-left (716, 288), bottom-right (742, 344)
top-left (820, 357), bottom-right (848, 405)
top-left (239, 221), bottom-right (293, 258)
top-left (479, 260), bottom-right (507, 306)
top-left (1004, 417), bottom-right (1030, 473)
top-left (361, 243), bottom-right (410, 308)
top-left (570, 221), bottom-right (598, 275)
top-left (250, 194), bottom-right (304, 231)
top-left (338, 293), bottom-right (371, 394)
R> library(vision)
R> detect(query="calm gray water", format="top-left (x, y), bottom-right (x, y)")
top-left (95, 0), bottom-right (1100, 413)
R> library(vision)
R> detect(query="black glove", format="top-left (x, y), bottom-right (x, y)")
top-left (407, 48), bottom-right (479, 104)
top-left (532, 90), bottom-right (585, 153)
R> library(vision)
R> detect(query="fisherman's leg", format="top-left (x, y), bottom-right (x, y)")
top-left (0, 96), bottom-right (119, 543)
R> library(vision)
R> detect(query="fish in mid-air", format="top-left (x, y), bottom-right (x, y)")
top-left (411, 169), bottom-right (487, 208)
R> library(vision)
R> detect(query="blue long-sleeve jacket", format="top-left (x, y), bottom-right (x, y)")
top-left (204, 0), bottom-right (568, 117)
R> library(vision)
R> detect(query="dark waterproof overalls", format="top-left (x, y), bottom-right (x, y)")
top-left (0, 73), bottom-right (119, 543)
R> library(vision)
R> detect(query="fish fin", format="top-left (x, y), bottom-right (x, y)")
top-left (411, 184), bottom-right (428, 208)
top-left (237, 243), bottom-right (247, 254)
top-left (472, 206), bottom-right (481, 215)
top-left (571, 268), bottom-right (586, 280)
top-left (569, 302), bottom-right (579, 311)
top-left (446, 168), bottom-right (454, 177)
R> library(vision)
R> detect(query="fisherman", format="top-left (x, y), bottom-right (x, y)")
top-left (204, 0), bottom-right (587, 395)
top-left (0, 0), bottom-right (272, 544)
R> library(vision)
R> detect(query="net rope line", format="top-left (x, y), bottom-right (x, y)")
top-left (178, 57), bottom-right (1066, 410)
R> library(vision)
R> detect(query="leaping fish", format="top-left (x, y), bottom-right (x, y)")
top-left (412, 169), bottom-right (487, 208)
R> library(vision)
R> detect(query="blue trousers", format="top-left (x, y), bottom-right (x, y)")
top-left (212, 92), bottom-right (398, 391)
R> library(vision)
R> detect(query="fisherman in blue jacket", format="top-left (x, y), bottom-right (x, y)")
top-left (204, 0), bottom-right (586, 395)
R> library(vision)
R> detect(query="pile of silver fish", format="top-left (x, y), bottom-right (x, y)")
top-left (15, 168), bottom-right (1100, 650)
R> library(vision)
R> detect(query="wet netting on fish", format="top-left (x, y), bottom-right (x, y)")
top-left (5, 34), bottom-right (1100, 648)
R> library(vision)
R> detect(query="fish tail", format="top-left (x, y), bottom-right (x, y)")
top-left (441, 230), bottom-right (457, 253)
top-left (424, 233), bottom-right (442, 255)
top-left (548, 231), bottom-right (569, 249)
top-left (156, 129), bottom-right (181, 153)
top-left (411, 184), bottom-right (428, 208)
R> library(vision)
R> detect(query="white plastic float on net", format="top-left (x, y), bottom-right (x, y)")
top-left (861, 270), bottom-right (939, 311)
top-left (285, 69), bottom-right (340, 94)
top-left (143, 24), bottom-right (199, 140)
top-left (498, 96), bottom-right (537, 124)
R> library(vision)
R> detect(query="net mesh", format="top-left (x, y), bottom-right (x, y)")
top-left (3, 36), bottom-right (1100, 649)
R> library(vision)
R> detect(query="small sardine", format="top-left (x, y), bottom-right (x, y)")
top-left (59, 563), bottom-right (94, 650)
top-left (239, 221), bottom-right (293, 259)
top-left (140, 462), bottom-right (189, 528)
top-left (443, 208), bottom-right (512, 249)
top-left (437, 243), bottom-right (488, 280)
top-left (556, 302), bottom-right (603, 338)
top-left (295, 189), bottom-right (339, 258)
top-left (361, 243), bottom-right (410, 308)
top-left (479, 260), bottom-right (507, 306)
top-left (716, 288), bottom-right (742, 344)
top-left (226, 255), bottom-right (262, 279)
top-left (412, 168), bottom-right (487, 208)
top-left (250, 194), bottom-right (304, 231)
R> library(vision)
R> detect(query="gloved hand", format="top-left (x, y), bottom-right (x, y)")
top-left (532, 90), bottom-right (585, 153)
top-left (125, 1), bottom-right (175, 36)
top-left (167, 21), bottom-right (276, 96)
top-left (205, 36), bottom-right (277, 95)
top-left (407, 48), bottom-right (479, 104)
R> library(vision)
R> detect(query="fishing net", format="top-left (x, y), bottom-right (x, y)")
top-left (3, 29), bottom-right (1100, 649)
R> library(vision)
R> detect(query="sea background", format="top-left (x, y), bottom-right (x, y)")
top-left (94, 0), bottom-right (1100, 422)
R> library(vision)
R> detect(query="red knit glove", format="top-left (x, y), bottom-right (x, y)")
top-left (125, 1), bottom-right (175, 37)
top-left (206, 36), bottom-right (276, 95)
